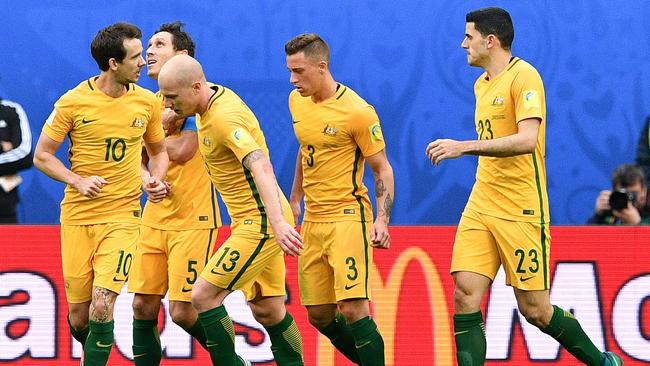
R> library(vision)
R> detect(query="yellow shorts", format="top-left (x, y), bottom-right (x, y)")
top-left (61, 222), bottom-right (139, 303)
top-left (298, 220), bottom-right (372, 305)
top-left (200, 229), bottom-right (285, 301)
top-left (451, 209), bottom-right (551, 290)
top-left (128, 226), bottom-right (217, 302)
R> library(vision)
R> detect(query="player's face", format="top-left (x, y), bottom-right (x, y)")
top-left (286, 52), bottom-right (323, 97)
top-left (146, 32), bottom-right (179, 80)
top-left (461, 22), bottom-right (489, 67)
top-left (160, 81), bottom-right (196, 117)
top-left (115, 38), bottom-right (145, 84)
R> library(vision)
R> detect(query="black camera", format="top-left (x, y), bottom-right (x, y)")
top-left (609, 189), bottom-right (637, 211)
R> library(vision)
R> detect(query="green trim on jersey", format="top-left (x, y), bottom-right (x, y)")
top-left (532, 153), bottom-right (549, 289)
top-left (507, 57), bottom-right (521, 71)
top-left (210, 183), bottom-right (218, 229)
top-left (226, 236), bottom-right (268, 290)
top-left (207, 86), bottom-right (226, 110)
top-left (336, 86), bottom-right (348, 100)
top-left (205, 228), bottom-right (215, 265)
top-left (86, 79), bottom-right (94, 91)
top-left (243, 166), bottom-right (268, 235)
top-left (351, 148), bottom-right (370, 298)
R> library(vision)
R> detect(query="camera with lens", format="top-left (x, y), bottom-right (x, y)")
top-left (609, 189), bottom-right (637, 211)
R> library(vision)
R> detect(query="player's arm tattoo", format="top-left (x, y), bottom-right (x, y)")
top-left (375, 178), bottom-right (393, 219)
top-left (89, 287), bottom-right (116, 323)
top-left (375, 179), bottom-right (387, 198)
top-left (243, 149), bottom-right (265, 170)
top-left (383, 193), bottom-right (394, 219)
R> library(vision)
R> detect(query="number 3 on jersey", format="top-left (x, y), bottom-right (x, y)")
top-left (305, 144), bottom-right (316, 167)
top-left (477, 119), bottom-right (493, 140)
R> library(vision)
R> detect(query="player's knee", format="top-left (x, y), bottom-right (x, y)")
top-left (338, 300), bottom-right (370, 324)
top-left (132, 296), bottom-right (159, 319)
top-left (308, 314), bottom-right (333, 330)
top-left (68, 311), bottom-right (88, 330)
top-left (519, 304), bottom-right (546, 328)
top-left (454, 287), bottom-right (480, 312)
top-left (170, 305), bottom-right (195, 329)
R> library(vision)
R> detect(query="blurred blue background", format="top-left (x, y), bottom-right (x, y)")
top-left (1, 0), bottom-right (648, 224)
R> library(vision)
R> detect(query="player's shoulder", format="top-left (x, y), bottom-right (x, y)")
top-left (55, 78), bottom-right (96, 108)
top-left (129, 83), bottom-right (158, 100)
top-left (509, 57), bottom-right (542, 78)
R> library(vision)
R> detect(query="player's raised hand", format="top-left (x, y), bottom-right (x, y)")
top-left (370, 218), bottom-right (391, 249)
top-left (272, 220), bottom-right (303, 257)
top-left (426, 139), bottom-right (464, 165)
top-left (72, 175), bottom-right (108, 198)
top-left (144, 177), bottom-right (168, 203)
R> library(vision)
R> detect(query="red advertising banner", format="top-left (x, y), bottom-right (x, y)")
top-left (0, 226), bottom-right (648, 365)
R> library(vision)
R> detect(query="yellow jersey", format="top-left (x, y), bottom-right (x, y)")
top-left (465, 57), bottom-right (550, 223)
top-left (196, 85), bottom-right (292, 234)
top-left (289, 84), bottom-right (385, 222)
top-left (43, 77), bottom-right (164, 225)
top-left (141, 93), bottom-right (221, 230)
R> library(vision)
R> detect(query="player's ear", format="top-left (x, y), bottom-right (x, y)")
top-left (108, 58), bottom-right (119, 71)
top-left (318, 60), bottom-right (328, 74)
top-left (178, 49), bottom-right (189, 56)
top-left (191, 81), bottom-right (201, 94)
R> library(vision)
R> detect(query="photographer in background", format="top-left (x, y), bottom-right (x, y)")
top-left (588, 164), bottom-right (650, 225)
top-left (0, 97), bottom-right (32, 223)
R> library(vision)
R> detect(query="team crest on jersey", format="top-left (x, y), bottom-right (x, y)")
top-left (202, 136), bottom-right (212, 147)
top-left (323, 124), bottom-right (338, 136)
top-left (130, 118), bottom-right (145, 128)
top-left (368, 122), bottom-right (383, 141)
top-left (491, 95), bottom-right (505, 106)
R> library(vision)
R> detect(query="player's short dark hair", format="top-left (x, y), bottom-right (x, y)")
top-left (466, 7), bottom-right (514, 50)
top-left (285, 33), bottom-right (330, 62)
top-left (155, 21), bottom-right (195, 57)
top-left (612, 164), bottom-right (646, 188)
top-left (91, 22), bottom-right (142, 71)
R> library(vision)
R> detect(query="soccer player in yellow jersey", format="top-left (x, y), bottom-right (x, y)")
top-left (426, 8), bottom-right (622, 366)
top-left (158, 54), bottom-right (304, 366)
top-left (33, 23), bottom-right (168, 366)
top-left (126, 22), bottom-right (223, 365)
top-left (285, 33), bottom-right (395, 366)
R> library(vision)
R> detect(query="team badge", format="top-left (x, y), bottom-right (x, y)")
top-left (130, 118), bottom-right (145, 128)
top-left (523, 90), bottom-right (540, 109)
top-left (202, 136), bottom-right (212, 147)
top-left (491, 95), bottom-right (505, 106)
top-left (368, 122), bottom-right (383, 141)
top-left (323, 124), bottom-right (338, 136)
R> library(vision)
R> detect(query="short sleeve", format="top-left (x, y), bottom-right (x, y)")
top-left (351, 105), bottom-right (386, 157)
top-left (511, 67), bottom-right (544, 123)
top-left (182, 115), bottom-right (198, 132)
top-left (221, 121), bottom-right (262, 162)
top-left (143, 98), bottom-right (165, 143)
top-left (42, 98), bottom-right (74, 142)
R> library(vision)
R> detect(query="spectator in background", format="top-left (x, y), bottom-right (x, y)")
top-left (588, 163), bottom-right (650, 225)
top-left (636, 116), bottom-right (650, 184)
top-left (0, 97), bottom-right (32, 223)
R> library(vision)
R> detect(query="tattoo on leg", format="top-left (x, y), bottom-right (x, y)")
top-left (90, 287), bottom-right (116, 323)
top-left (375, 179), bottom-right (386, 198)
top-left (243, 149), bottom-right (265, 170)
